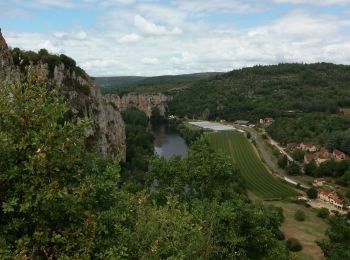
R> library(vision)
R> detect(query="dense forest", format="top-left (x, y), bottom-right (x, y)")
top-left (168, 63), bottom-right (350, 122)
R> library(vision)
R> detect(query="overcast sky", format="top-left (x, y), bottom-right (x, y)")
top-left (1, 0), bottom-right (350, 76)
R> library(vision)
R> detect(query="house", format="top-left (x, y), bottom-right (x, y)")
top-left (288, 143), bottom-right (301, 151)
top-left (234, 120), bottom-right (250, 126)
top-left (333, 149), bottom-right (346, 161)
top-left (313, 178), bottom-right (326, 186)
top-left (317, 148), bottom-right (331, 164)
top-left (304, 153), bottom-right (315, 164)
top-left (260, 117), bottom-right (274, 126)
top-left (299, 142), bottom-right (317, 152)
top-left (318, 189), bottom-right (344, 209)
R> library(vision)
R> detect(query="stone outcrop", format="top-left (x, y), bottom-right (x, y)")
top-left (0, 30), bottom-right (125, 157)
top-left (107, 92), bottom-right (170, 118)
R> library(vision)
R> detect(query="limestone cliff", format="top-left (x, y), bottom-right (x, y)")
top-left (106, 92), bottom-right (170, 118)
top-left (0, 30), bottom-right (125, 156)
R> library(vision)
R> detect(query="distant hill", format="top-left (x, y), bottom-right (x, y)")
top-left (168, 63), bottom-right (350, 122)
top-left (94, 72), bottom-right (221, 95)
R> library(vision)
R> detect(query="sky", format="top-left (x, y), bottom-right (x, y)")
top-left (1, 0), bottom-right (350, 76)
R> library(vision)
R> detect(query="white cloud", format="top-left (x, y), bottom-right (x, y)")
top-left (142, 57), bottom-right (159, 65)
top-left (273, 0), bottom-right (350, 5)
top-left (118, 33), bottom-right (141, 43)
top-left (134, 15), bottom-right (183, 36)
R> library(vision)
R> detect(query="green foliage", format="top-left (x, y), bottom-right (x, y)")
top-left (294, 209), bottom-right (306, 221)
top-left (267, 113), bottom-right (350, 146)
top-left (121, 108), bottom-right (154, 182)
top-left (147, 137), bottom-right (245, 202)
top-left (292, 149), bottom-right (305, 162)
top-left (0, 69), bottom-right (126, 258)
top-left (177, 122), bottom-right (203, 144)
top-left (319, 215), bottom-right (350, 259)
top-left (150, 107), bottom-right (166, 125)
top-left (278, 155), bottom-right (288, 169)
top-left (304, 160), bottom-right (317, 176)
top-left (317, 208), bottom-right (330, 219)
top-left (336, 170), bottom-right (350, 186)
top-left (317, 159), bottom-right (350, 178)
top-left (169, 63), bottom-right (350, 122)
top-left (306, 187), bottom-right (318, 199)
top-left (286, 238), bottom-right (303, 252)
top-left (286, 162), bottom-right (302, 176)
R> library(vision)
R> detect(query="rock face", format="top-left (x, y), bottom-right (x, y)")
top-left (0, 30), bottom-right (125, 157)
top-left (107, 93), bottom-right (170, 118)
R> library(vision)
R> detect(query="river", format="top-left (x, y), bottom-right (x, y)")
top-left (153, 124), bottom-right (188, 159)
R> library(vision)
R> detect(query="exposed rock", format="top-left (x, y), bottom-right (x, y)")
top-left (0, 29), bottom-right (125, 157)
top-left (107, 92), bottom-right (170, 118)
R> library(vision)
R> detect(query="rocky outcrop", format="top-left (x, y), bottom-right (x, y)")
top-left (0, 30), bottom-right (125, 157)
top-left (107, 93), bottom-right (170, 118)
top-left (0, 29), bottom-right (19, 81)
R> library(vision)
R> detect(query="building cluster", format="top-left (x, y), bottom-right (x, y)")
top-left (290, 142), bottom-right (347, 165)
top-left (317, 189), bottom-right (344, 209)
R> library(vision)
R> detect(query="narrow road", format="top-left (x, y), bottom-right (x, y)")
top-left (234, 125), bottom-right (310, 189)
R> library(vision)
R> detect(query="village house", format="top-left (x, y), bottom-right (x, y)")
top-left (299, 142), bottom-right (317, 152)
top-left (313, 178), bottom-right (326, 186)
top-left (317, 148), bottom-right (331, 165)
top-left (304, 153), bottom-right (314, 164)
top-left (234, 120), bottom-right (250, 126)
top-left (260, 117), bottom-right (274, 126)
top-left (318, 189), bottom-right (344, 209)
top-left (333, 149), bottom-right (346, 161)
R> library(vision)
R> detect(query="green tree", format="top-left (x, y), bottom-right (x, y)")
top-left (306, 187), bottom-right (318, 199)
top-left (319, 215), bottom-right (350, 259)
top-left (304, 160), bottom-right (317, 176)
top-left (292, 149), bottom-right (305, 162)
top-left (286, 162), bottom-right (302, 176)
top-left (294, 209), bottom-right (306, 222)
top-left (317, 208), bottom-right (330, 219)
top-left (278, 155), bottom-right (288, 169)
top-left (0, 68), bottom-right (126, 258)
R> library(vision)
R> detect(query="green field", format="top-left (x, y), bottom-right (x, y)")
top-left (207, 131), bottom-right (298, 199)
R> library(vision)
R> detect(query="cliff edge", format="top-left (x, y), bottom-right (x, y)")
top-left (0, 30), bottom-right (125, 156)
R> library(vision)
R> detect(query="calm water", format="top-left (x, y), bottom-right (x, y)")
top-left (153, 124), bottom-right (188, 159)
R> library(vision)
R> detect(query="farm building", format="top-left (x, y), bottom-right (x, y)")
top-left (313, 178), bottom-right (326, 186)
top-left (317, 148), bottom-right (331, 164)
top-left (333, 149), bottom-right (346, 161)
top-left (318, 189), bottom-right (344, 209)
top-left (234, 120), bottom-right (250, 126)
top-left (299, 142), bottom-right (317, 152)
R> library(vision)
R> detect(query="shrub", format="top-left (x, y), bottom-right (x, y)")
top-left (317, 207), bottom-right (330, 219)
top-left (286, 238), bottom-right (303, 252)
top-left (276, 229), bottom-right (285, 240)
top-left (294, 209), bottom-right (306, 221)
top-left (306, 187), bottom-right (318, 199)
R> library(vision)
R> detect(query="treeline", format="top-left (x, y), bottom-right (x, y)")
top-left (168, 63), bottom-right (350, 122)
top-left (266, 113), bottom-right (350, 146)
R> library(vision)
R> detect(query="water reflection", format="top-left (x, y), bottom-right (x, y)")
top-left (153, 124), bottom-right (188, 159)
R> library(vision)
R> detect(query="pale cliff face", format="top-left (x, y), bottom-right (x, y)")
top-left (0, 30), bottom-right (125, 157)
top-left (107, 92), bottom-right (170, 118)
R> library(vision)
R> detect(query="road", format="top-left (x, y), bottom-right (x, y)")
top-left (234, 125), bottom-right (310, 189)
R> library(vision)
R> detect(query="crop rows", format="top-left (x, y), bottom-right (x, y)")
top-left (207, 131), bottom-right (298, 199)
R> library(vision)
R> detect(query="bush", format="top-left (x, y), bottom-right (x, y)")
top-left (294, 209), bottom-right (306, 221)
top-left (276, 229), bottom-right (285, 240)
top-left (286, 238), bottom-right (303, 252)
top-left (306, 187), bottom-right (318, 199)
top-left (317, 207), bottom-right (330, 219)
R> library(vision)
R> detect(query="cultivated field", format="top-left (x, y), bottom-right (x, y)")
top-left (207, 131), bottom-right (298, 199)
